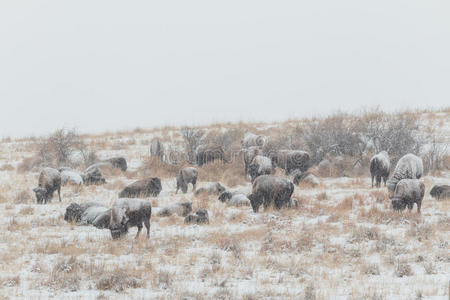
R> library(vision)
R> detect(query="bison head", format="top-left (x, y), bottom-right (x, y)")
top-left (429, 186), bottom-right (440, 198)
top-left (216, 183), bottom-right (226, 194)
top-left (64, 203), bottom-right (83, 222)
top-left (248, 193), bottom-right (262, 213)
top-left (218, 191), bottom-right (233, 202)
top-left (109, 206), bottom-right (129, 239)
top-left (33, 187), bottom-right (47, 204)
top-left (180, 202), bottom-right (193, 217)
top-left (391, 197), bottom-right (407, 211)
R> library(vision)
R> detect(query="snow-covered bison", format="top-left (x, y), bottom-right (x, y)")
top-left (243, 146), bottom-right (262, 175)
top-left (242, 132), bottom-right (266, 148)
top-left (248, 155), bottom-right (273, 182)
top-left (248, 175), bottom-right (294, 212)
top-left (270, 150), bottom-right (310, 175)
top-left (64, 202), bottom-right (110, 228)
top-left (387, 153), bottom-right (423, 192)
top-left (105, 157), bottom-right (127, 172)
top-left (176, 167), bottom-right (198, 194)
top-left (370, 151), bottom-right (390, 188)
top-left (195, 144), bottom-right (226, 166)
top-left (119, 177), bottom-right (162, 198)
top-left (33, 168), bottom-right (61, 204)
top-left (390, 179), bottom-right (425, 213)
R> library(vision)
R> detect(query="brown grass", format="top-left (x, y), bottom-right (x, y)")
top-left (15, 190), bottom-right (32, 204)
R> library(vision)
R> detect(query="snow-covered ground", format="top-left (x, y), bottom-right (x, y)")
top-left (0, 111), bottom-right (448, 299)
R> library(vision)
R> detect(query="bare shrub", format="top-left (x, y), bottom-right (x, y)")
top-left (15, 190), bottom-right (31, 204)
top-left (181, 127), bottom-right (204, 163)
top-left (139, 156), bottom-right (180, 179)
top-left (45, 256), bottom-right (81, 292)
top-left (1, 275), bottom-right (20, 287)
top-left (96, 271), bottom-right (142, 292)
top-left (395, 260), bottom-right (413, 277)
top-left (19, 206), bottom-right (34, 215)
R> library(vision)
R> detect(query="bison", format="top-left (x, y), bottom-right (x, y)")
top-left (33, 168), bottom-right (61, 204)
top-left (81, 167), bottom-right (106, 185)
top-left (59, 169), bottom-right (83, 186)
top-left (292, 171), bottom-right (319, 187)
top-left (176, 167), bottom-right (198, 194)
top-left (270, 150), bottom-right (310, 175)
top-left (387, 153), bottom-right (423, 192)
top-left (248, 155), bottom-right (273, 182)
top-left (158, 202), bottom-right (192, 217)
top-left (370, 151), bottom-right (390, 188)
top-left (64, 202), bottom-right (110, 228)
top-left (150, 138), bottom-right (165, 160)
top-left (184, 209), bottom-right (209, 224)
top-left (109, 198), bottom-right (152, 239)
top-left (242, 146), bottom-right (262, 175)
top-left (194, 182), bottom-right (226, 196)
top-left (430, 185), bottom-right (450, 200)
top-left (390, 179), bottom-right (425, 213)
top-left (105, 157), bottom-right (127, 172)
top-left (195, 144), bottom-right (226, 166)
top-left (119, 177), bottom-right (162, 198)
top-left (242, 132), bottom-right (266, 148)
top-left (248, 175), bottom-right (294, 212)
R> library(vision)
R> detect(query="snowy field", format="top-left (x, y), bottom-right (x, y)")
top-left (0, 111), bottom-right (448, 299)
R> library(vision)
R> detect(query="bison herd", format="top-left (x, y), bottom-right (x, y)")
top-left (30, 133), bottom-right (448, 240)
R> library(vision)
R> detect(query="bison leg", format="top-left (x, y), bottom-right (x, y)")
top-left (135, 223), bottom-right (143, 239)
top-left (144, 218), bottom-right (150, 238)
top-left (58, 186), bottom-right (61, 202)
top-left (417, 200), bottom-right (421, 214)
top-left (371, 176), bottom-right (374, 188)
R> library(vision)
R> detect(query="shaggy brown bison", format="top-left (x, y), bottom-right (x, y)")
top-left (430, 185), bottom-right (450, 200)
top-left (391, 179), bottom-right (425, 213)
top-left (176, 167), bottom-right (198, 194)
top-left (195, 144), bottom-right (226, 166)
top-left (119, 177), bottom-right (162, 198)
top-left (270, 150), bottom-right (310, 175)
top-left (370, 151), bottom-right (390, 188)
top-left (33, 168), bottom-right (61, 204)
top-left (387, 153), bottom-right (423, 192)
top-left (109, 198), bottom-right (152, 239)
top-left (105, 157), bottom-right (127, 171)
top-left (248, 175), bottom-right (294, 212)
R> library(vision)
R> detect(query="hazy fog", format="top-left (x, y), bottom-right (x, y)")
top-left (1, 0), bottom-right (449, 137)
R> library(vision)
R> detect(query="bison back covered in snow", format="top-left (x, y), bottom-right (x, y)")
top-left (248, 175), bottom-right (294, 212)
top-left (271, 150), bottom-right (310, 175)
top-left (242, 133), bottom-right (266, 148)
top-left (119, 177), bottom-right (162, 198)
top-left (370, 151), bottom-right (390, 188)
top-left (390, 179), bottom-right (425, 213)
top-left (386, 153), bottom-right (423, 192)
top-left (33, 167), bottom-right (61, 204)
top-left (195, 144), bottom-right (226, 166)
top-left (248, 155), bottom-right (272, 182)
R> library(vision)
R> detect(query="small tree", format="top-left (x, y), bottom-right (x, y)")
top-left (181, 127), bottom-right (204, 163)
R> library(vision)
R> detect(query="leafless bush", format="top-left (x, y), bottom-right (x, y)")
top-left (422, 129), bottom-right (448, 174)
top-left (181, 127), bottom-right (204, 163)
top-left (96, 271), bottom-right (143, 292)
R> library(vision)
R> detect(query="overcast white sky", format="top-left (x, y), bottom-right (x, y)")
top-left (1, 1), bottom-right (449, 137)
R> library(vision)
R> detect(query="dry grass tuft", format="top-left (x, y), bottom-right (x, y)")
top-left (395, 260), bottom-right (413, 277)
top-left (336, 196), bottom-right (353, 212)
top-left (139, 156), bottom-right (180, 179)
top-left (15, 190), bottom-right (32, 204)
top-left (19, 206), bottom-right (34, 215)
top-left (96, 270), bottom-right (143, 292)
